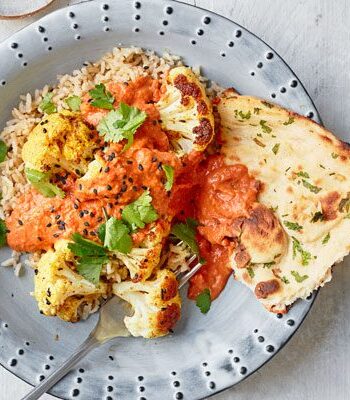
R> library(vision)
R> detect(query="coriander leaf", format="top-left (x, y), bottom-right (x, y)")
top-left (253, 138), bottom-right (266, 147)
top-left (292, 236), bottom-right (312, 266)
top-left (281, 276), bottom-right (290, 284)
top-left (104, 217), bottom-right (132, 254)
top-left (259, 120), bottom-right (272, 133)
top-left (263, 261), bottom-right (276, 268)
top-left (296, 171), bottom-right (310, 178)
top-left (0, 219), bottom-right (7, 247)
top-left (89, 83), bottom-right (114, 110)
top-left (162, 164), bottom-right (174, 191)
top-left (253, 107), bottom-right (261, 114)
top-left (283, 116), bottom-right (295, 125)
top-left (302, 179), bottom-right (322, 194)
top-left (261, 101), bottom-right (274, 109)
top-left (310, 211), bottom-right (324, 223)
top-left (272, 143), bottom-right (280, 155)
top-left (0, 140), bottom-right (7, 163)
top-left (122, 191), bottom-right (158, 230)
top-left (171, 218), bottom-right (199, 254)
top-left (97, 102), bottom-right (147, 150)
top-left (234, 110), bottom-right (251, 120)
top-left (291, 270), bottom-right (309, 283)
top-left (283, 220), bottom-right (303, 231)
top-left (331, 152), bottom-right (339, 159)
top-left (65, 95), bottom-right (82, 111)
top-left (322, 232), bottom-right (330, 245)
top-left (39, 93), bottom-right (57, 114)
top-left (25, 168), bottom-right (65, 198)
top-left (247, 266), bottom-right (255, 278)
top-left (77, 259), bottom-right (104, 285)
top-left (97, 222), bottom-right (106, 243)
top-left (68, 233), bottom-right (107, 257)
top-left (338, 194), bottom-right (350, 213)
top-left (195, 288), bottom-right (211, 314)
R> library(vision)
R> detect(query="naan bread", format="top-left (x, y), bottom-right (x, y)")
top-left (218, 89), bottom-right (350, 313)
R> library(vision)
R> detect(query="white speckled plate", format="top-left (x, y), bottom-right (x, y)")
top-left (0, 1), bottom-right (320, 399)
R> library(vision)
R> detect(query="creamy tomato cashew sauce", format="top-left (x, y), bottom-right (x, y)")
top-left (6, 77), bottom-right (260, 302)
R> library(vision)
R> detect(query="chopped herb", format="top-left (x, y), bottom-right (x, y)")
top-left (195, 288), bottom-right (211, 314)
top-left (283, 220), bottom-right (303, 231)
top-left (39, 93), bottom-right (57, 114)
top-left (285, 167), bottom-right (291, 173)
top-left (234, 110), bottom-right (251, 120)
top-left (296, 171), bottom-right (310, 179)
top-left (171, 218), bottom-right (199, 255)
top-left (270, 206), bottom-right (278, 212)
top-left (331, 152), bottom-right (339, 159)
top-left (281, 213), bottom-right (289, 217)
top-left (310, 211), bottom-right (324, 223)
top-left (257, 133), bottom-right (262, 137)
top-left (253, 107), bottom-right (261, 114)
top-left (68, 233), bottom-right (109, 285)
top-left (0, 219), bottom-right (7, 247)
top-left (345, 213), bottom-right (350, 219)
top-left (261, 100), bottom-right (274, 109)
top-left (291, 270), bottom-right (309, 283)
top-left (89, 83), bottom-right (114, 110)
top-left (65, 95), bottom-right (82, 111)
top-left (253, 138), bottom-right (266, 147)
top-left (292, 236), bottom-right (312, 266)
top-left (25, 168), bottom-right (65, 198)
top-left (322, 232), bottom-right (330, 245)
top-left (162, 164), bottom-right (174, 191)
top-left (97, 102), bottom-right (147, 150)
top-left (302, 179), bottom-right (322, 194)
top-left (122, 191), bottom-right (158, 230)
top-left (0, 140), bottom-right (7, 163)
top-left (259, 120), bottom-right (272, 133)
top-left (338, 194), bottom-right (350, 213)
top-left (104, 217), bottom-right (132, 254)
top-left (283, 116), bottom-right (295, 125)
top-left (319, 164), bottom-right (325, 169)
top-left (263, 261), bottom-right (275, 269)
top-left (272, 143), bottom-right (280, 155)
top-left (281, 276), bottom-right (290, 284)
top-left (247, 266), bottom-right (255, 278)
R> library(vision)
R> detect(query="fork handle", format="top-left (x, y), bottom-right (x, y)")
top-left (22, 334), bottom-right (99, 400)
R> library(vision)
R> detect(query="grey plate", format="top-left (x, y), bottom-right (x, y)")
top-left (0, 1), bottom-right (320, 399)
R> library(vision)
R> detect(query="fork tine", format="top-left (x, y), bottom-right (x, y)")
top-left (178, 262), bottom-right (203, 289)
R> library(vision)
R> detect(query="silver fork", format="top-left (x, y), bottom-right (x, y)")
top-left (22, 251), bottom-right (203, 400)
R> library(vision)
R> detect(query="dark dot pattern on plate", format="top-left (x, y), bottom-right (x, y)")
top-left (307, 111), bottom-right (314, 119)
top-left (280, 87), bottom-right (287, 93)
top-left (11, 42), bottom-right (18, 49)
top-left (197, 29), bottom-right (204, 36)
top-left (171, 371), bottom-right (177, 376)
top-left (106, 397), bottom-right (113, 400)
top-left (276, 313), bottom-right (283, 319)
top-left (205, 371), bottom-right (211, 376)
top-left (49, 355), bottom-right (54, 360)
top-left (139, 386), bottom-right (145, 392)
top-left (271, 93), bottom-right (276, 98)
top-left (166, 6), bottom-right (173, 14)
top-left (209, 382), bottom-right (216, 389)
top-left (39, 375), bottom-right (45, 381)
top-left (9, 359), bottom-right (17, 367)
top-left (257, 62), bottom-right (263, 68)
top-left (202, 362), bottom-right (208, 367)
top-left (287, 319), bottom-right (295, 326)
top-left (77, 377), bottom-right (83, 383)
top-left (251, 71), bottom-right (255, 76)
top-left (240, 367), bottom-right (247, 375)
top-left (18, 349), bottom-right (24, 355)
top-left (258, 336), bottom-right (265, 343)
top-left (38, 26), bottom-right (45, 33)
top-left (135, 15), bottom-right (141, 20)
top-left (102, 4), bottom-right (109, 10)
top-left (159, 31), bottom-right (165, 36)
top-left (203, 16), bottom-right (211, 24)
top-left (266, 52), bottom-right (274, 60)
top-left (43, 37), bottom-right (48, 42)
top-left (233, 357), bottom-right (240, 363)
top-left (290, 80), bottom-right (298, 88)
top-left (134, 28), bottom-right (140, 33)
top-left (228, 41), bottom-right (234, 47)
top-left (228, 349), bottom-right (233, 354)
top-left (134, 1), bottom-right (141, 9)
top-left (107, 386), bottom-right (113, 392)
top-left (140, 397), bottom-right (147, 400)
top-left (173, 381), bottom-right (180, 387)
top-left (72, 388), bottom-right (80, 397)
top-left (191, 40), bottom-right (196, 45)
top-left (69, 11), bottom-right (75, 18)
top-left (138, 376), bottom-right (144, 381)
top-left (266, 345), bottom-right (275, 353)
top-left (235, 29), bottom-right (242, 38)
top-left (44, 364), bottom-right (50, 370)
top-left (108, 375), bottom-right (114, 380)
top-left (79, 368), bottom-right (85, 373)
top-left (253, 329), bottom-right (258, 333)
top-left (163, 20), bottom-right (168, 26)
top-left (175, 393), bottom-right (183, 400)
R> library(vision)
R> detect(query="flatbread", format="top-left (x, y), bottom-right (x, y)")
top-left (218, 89), bottom-right (350, 312)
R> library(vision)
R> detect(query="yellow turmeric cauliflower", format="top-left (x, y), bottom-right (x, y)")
top-left (113, 269), bottom-right (181, 338)
top-left (156, 66), bottom-right (215, 155)
top-left (34, 240), bottom-right (108, 322)
top-left (22, 111), bottom-right (99, 175)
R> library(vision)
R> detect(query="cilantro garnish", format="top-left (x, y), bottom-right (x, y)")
top-left (39, 93), bottom-right (57, 114)
top-left (322, 232), bottom-right (330, 245)
top-left (253, 138), bottom-right (266, 147)
top-left (310, 211), bottom-right (324, 223)
top-left (261, 101), bottom-right (274, 109)
top-left (263, 261), bottom-right (276, 269)
top-left (234, 110), bottom-right (251, 120)
top-left (25, 168), bottom-right (65, 198)
top-left (331, 152), bottom-right (339, 159)
top-left (0, 140), bottom-right (7, 163)
top-left (296, 171), bottom-right (310, 178)
top-left (247, 266), bottom-right (255, 278)
top-left (162, 164), bottom-right (174, 191)
top-left (259, 120), bottom-right (272, 133)
top-left (291, 270), bottom-right (309, 283)
top-left (89, 83), bottom-right (114, 110)
top-left (272, 143), bottom-right (280, 155)
top-left (283, 116), bottom-right (295, 125)
top-left (195, 288), bottom-right (211, 314)
top-left (281, 276), bottom-right (290, 284)
top-left (338, 194), bottom-right (350, 213)
top-left (283, 220), bottom-right (303, 231)
top-left (0, 219), bottom-right (7, 247)
top-left (97, 102), bottom-right (147, 150)
top-left (171, 218), bottom-right (199, 255)
top-left (302, 179), bottom-right (322, 194)
top-left (104, 217), bottom-right (132, 254)
top-left (68, 233), bottom-right (109, 285)
top-left (253, 107), bottom-right (261, 114)
top-left (292, 236), bottom-right (312, 266)
top-left (122, 191), bottom-right (158, 231)
top-left (65, 95), bottom-right (82, 111)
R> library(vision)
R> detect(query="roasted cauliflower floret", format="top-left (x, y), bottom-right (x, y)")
top-left (156, 66), bottom-right (214, 155)
top-left (34, 240), bottom-right (107, 322)
top-left (22, 111), bottom-right (99, 175)
top-left (114, 222), bottom-right (169, 282)
top-left (113, 269), bottom-right (181, 338)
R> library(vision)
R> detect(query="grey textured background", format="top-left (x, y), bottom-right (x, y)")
top-left (0, 0), bottom-right (349, 399)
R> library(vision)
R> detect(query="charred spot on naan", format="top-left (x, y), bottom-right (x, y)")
top-left (254, 279), bottom-right (281, 299)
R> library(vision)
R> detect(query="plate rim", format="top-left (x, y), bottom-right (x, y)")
top-left (0, 0), bottom-right (320, 398)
